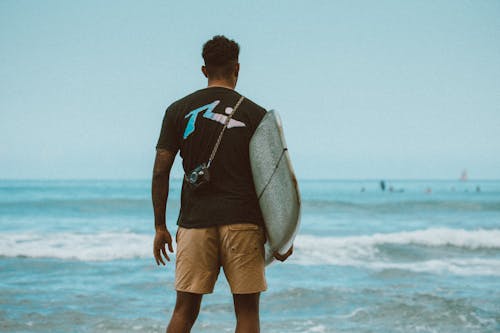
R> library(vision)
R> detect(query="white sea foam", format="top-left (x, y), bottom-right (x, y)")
top-left (298, 228), bottom-right (500, 252)
top-left (307, 324), bottom-right (327, 333)
top-left (0, 232), bottom-right (153, 261)
top-left (291, 228), bottom-right (500, 276)
top-left (335, 307), bottom-right (367, 319)
top-left (1, 228), bottom-right (499, 276)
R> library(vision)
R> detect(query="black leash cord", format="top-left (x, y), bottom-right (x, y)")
top-left (257, 148), bottom-right (287, 201)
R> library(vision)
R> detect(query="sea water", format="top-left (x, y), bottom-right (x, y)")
top-left (0, 179), bottom-right (499, 333)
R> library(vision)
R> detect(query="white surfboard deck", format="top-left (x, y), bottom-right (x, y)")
top-left (249, 110), bottom-right (301, 265)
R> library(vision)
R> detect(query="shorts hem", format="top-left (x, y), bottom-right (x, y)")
top-left (175, 286), bottom-right (214, 295)
top-left (230, 287), bottom-right (267, 295)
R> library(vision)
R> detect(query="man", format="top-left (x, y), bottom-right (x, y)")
top-left (152, 35), bottom-right (293, 333)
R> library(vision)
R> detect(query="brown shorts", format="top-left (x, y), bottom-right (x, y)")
top-left (175, 223), bottom-right (267, 294)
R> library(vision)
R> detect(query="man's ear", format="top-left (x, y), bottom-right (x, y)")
top-left (201, 65), bottom-right (208, 78)
top-left (234, 63), bottom-right (240, 78)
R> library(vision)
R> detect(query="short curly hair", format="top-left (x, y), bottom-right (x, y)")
top-left (202, 35), bottom-right (240, 79)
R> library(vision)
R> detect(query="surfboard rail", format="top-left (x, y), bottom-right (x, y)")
top-left (250, 110), bottom-right (301, 265)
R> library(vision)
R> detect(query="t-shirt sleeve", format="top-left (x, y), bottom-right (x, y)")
top-left (155, 105), bottom-right (180, 152)
top-left (248, 106), bottom-right (267, 137)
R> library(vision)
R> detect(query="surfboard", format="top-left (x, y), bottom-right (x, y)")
top-left (249, 110), bottom-right (301, 265)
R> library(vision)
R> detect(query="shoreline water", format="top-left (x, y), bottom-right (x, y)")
top-left (1, 179), bottom-right (499, 332)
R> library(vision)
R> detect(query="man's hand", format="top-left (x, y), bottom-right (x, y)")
top-left (273, 245), bottom-right (293, 262)
top-left (153, 229), bottom-right (174, 265)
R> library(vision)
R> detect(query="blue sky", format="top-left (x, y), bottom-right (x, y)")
top-left (1, 0), bottom-right (499, 180)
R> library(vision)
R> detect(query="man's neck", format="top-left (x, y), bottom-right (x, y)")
top-left (207, 79), bottom-right (236, 90)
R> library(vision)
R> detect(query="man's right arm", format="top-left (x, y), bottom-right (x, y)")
top-left (152, 148), bottom-right (177, 265)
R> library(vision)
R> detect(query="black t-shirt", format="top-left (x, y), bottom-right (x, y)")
top-left (156, 86), bottom-right (266, 228)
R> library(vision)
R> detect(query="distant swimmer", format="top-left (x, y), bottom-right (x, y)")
top-left (389, 185), bottom-right (404, 193)
top-left (476, 186), bottom-right (481, 192)
top-left (380, 180), bottom-right (386, 191)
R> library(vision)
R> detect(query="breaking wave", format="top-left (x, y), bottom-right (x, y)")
top-left (1, 228), bottom-right (499, 276)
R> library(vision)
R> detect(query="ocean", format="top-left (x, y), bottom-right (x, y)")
top-left (1, 179), bottom-right (499, 333)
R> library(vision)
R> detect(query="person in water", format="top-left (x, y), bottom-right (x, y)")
top-left (380, 180), bottom-right (386, 191)
top-left (152, 35), bottom-right (293, 333)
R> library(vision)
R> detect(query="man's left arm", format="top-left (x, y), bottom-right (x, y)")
top-left (152, 148), bottom-right (176, 265)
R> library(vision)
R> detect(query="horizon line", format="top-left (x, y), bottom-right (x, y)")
top-left (0, 177), bottom-right (498, 182)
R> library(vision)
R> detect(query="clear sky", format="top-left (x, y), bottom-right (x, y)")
top-left (1, 0), bottom-right (499, 180)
